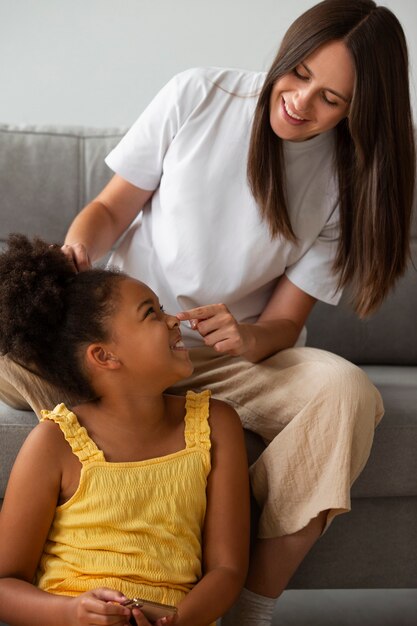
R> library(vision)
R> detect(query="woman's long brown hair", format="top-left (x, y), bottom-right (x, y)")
top-left (247, 0), bottom-right (415, 316)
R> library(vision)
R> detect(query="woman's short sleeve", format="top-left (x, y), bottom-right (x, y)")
top-left (285, 215), bottom-right (342, 305)
top-left (105, 71), bottom-right (193, 190)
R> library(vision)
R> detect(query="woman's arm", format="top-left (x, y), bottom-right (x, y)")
top-left (0, 422), bottom-right (130, 626)
top-left (177, 275), bottom-right (317, 363)
top-left (172, 399), bottom-right (250, 626)
top-left (63, 174), bottom-right (154, 270)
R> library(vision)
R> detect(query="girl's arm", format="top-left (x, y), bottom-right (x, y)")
top-left (173, 399), bottom-right (250, 626)
top-left (177, 274), bottom-right (317, 363)
top-left (0, 422), bottom-right (130, 626)
top-left (62, 174), bottom-right (154, 270)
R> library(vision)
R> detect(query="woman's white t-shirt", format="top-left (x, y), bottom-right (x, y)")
top-left (105, 67), bottom-right (341, 347)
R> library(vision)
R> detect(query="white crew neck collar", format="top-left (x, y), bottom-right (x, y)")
top-left (282, 128), bottom-right (335, 153)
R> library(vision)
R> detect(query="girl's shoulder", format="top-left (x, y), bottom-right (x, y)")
top-left (163, 392), bottom-right (241, 433)
top-left (3, 419), bottom-right (69, 503)
top-left (14, 417), bottom-right (82, 504)
top-left (21, 417), bottom-right (68, 456)
top-left (208, 397), bottom-right (243, 437)
top-left (163, 393), bottom-right (245, 462)
top-left (15, 418), bottom-right (75, 477)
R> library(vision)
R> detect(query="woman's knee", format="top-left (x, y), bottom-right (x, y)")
top-left (293, 349), bottom-right (383, 422)
top-left (0, 354), bottom-right (32, 410)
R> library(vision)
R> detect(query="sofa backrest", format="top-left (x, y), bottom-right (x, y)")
top-left (0, 124), bottom-right (125, 248)
top-left (1, 123), bottom-right (416, 366)
top-left (306, 178), bottom-right (417, 366)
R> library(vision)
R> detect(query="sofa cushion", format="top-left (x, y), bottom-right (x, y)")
top-left (305, 194), bottom-right (417, 366)
top-left (0, 124), bottom-right (125, 249)
top-left (289, 496), bottom-right (417, 589)
top-left (352, 366), bottom-right (417, 498)
top-left (305, 241), bottom-right (417, 366)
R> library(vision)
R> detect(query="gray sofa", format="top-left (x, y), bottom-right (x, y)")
top-left (1, 123), bottom-right (416, 590)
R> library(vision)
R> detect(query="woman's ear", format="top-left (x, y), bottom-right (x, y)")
top-left (86, 344), bottom-right (121, 370)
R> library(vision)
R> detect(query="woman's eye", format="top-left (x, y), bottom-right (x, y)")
top-left (322, 92), bottom-right (338, 107)
top-left (293, 67), bottom-right (308, 80)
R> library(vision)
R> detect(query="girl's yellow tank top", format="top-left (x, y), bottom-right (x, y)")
top-left (35, 390), bottom-right (211, 608)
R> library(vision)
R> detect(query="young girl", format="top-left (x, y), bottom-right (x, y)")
top-left (0, 234), bottom-right (250, 626)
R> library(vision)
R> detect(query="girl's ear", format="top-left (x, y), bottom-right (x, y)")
top-left (86, 344), bottom-right (121, 370)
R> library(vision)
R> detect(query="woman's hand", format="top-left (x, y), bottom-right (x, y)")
top-left (177, 304), bottom-right (255, 356)
top-left (61, 242), bottom-right (92, 272)
top-left (177, 279), bottom-right (317, 362)
top-left (69, 588), bottom-right (131, 625)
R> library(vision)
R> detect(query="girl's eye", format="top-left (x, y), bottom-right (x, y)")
top-left (144, 304), bottom-right (165, 319)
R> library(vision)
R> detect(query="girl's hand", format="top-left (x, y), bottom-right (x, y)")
top-left (130, 607), bottom-right (178, 626)
top-left (69, 588), bottom-right (131, 625)
top-left (177, 304), bottom-right (255, 356)
top-left (61, 242), bottom-right (92, 272)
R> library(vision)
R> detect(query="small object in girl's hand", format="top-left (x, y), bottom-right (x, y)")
top-left (122, 597), bottom-right (177, 622)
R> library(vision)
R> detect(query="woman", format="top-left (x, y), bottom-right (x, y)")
top-left (0, 1), bottom-right (414, 624)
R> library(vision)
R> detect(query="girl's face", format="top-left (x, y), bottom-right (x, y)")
top-left (269, 40), bottom-right (355, 142)
top-left (107, 279), bottom-right (193, 389)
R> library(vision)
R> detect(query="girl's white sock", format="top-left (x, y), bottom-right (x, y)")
top-left (221, 587), bottom-right (276, 626)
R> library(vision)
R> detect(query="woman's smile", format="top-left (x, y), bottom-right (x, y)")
top-left (282, 97), bottom-right (308, 124)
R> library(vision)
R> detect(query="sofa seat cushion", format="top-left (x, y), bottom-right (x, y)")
top-left (351, 365), bottom-right (417, 498)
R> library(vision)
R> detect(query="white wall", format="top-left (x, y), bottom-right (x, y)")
top-left (0, 0), bottom-right (416, 128)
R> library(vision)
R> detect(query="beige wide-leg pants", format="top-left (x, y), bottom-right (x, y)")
top-left (0, 346), bottom-right (384, 538)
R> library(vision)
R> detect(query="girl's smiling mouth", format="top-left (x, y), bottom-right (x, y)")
top-left (171, 338), bottom-right (187, 351)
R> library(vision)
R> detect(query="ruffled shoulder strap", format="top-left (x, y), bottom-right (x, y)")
top-left (40, 403), bottom-right (104, 464)
top-left (184, 390), bottom-right (211, 451)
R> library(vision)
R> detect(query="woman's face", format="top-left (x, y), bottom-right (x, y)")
top-left (269, 40), bottom-right (355, 142)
